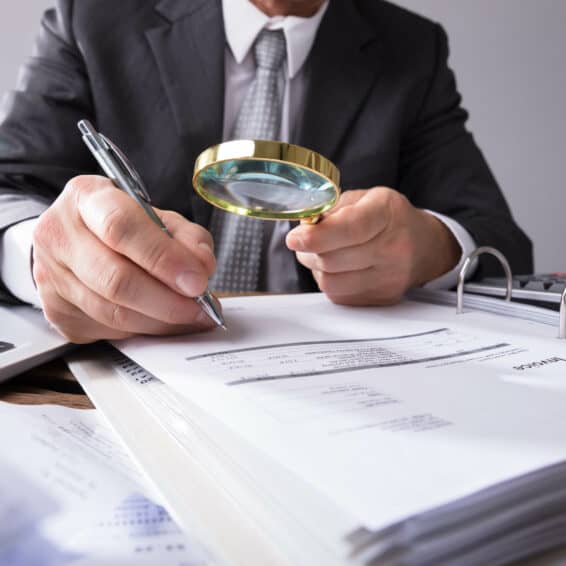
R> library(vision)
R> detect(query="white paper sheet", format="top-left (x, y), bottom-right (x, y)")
top-left (44, 493), bottom-right (218, 566)
top-left (0, 402), bottom-right (148, 510)
top-left (0, 402), bottom-right (220, 565)
top-left (0, 458), bottom-right (63, 566)
top-left (114, 293), bottom-right (566, 531)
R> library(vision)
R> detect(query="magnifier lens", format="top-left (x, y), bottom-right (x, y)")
top-left (197, 159), bottom-right (336, 217)
top-left (193, 141), bottom-right (340, 220)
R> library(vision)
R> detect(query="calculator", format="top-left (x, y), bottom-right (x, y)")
top-left (464, 273), bottom-right (566, 311)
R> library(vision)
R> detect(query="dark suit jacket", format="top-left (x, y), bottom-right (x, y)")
top-left (0, 0), bottom-right (533, 301)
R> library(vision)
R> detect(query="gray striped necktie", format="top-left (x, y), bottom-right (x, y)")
top-left (209, 29), bottom-right (286, 292)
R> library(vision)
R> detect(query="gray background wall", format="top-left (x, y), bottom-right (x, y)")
top-left (0, 1), bottom-right (565, 272)
top-left (395, 0), bottom-right (566, 273)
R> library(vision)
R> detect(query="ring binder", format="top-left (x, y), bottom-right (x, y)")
top-left (457, 246), bottom-right (513, 315)
top-left (457, 247), bottom-right (566, 340)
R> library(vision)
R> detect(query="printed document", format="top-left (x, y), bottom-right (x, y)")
top-left (114, 293), bottom-right (566, 531)
top-left (0, 402), bottom-right (220, 565)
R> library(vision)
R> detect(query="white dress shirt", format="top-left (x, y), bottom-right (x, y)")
top-left (0, 0), bottom-right (476, 305)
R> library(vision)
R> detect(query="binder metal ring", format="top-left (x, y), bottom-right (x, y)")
top-left (457, 246), bottom-right (513, 315)
top-left (560, 288), bottom-right (566, 340)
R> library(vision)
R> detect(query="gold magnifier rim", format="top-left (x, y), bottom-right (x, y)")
top-left (192, 139), bottom-right (341, 220)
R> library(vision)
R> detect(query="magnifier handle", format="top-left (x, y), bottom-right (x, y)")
top-left (301, 214), bottom-right (322, 225)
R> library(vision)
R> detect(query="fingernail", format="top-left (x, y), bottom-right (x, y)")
top-left (176, 271), bottom-right (203, 297)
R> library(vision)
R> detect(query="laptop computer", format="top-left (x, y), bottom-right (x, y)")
top-left (0, 304), bottom-right (71, 383)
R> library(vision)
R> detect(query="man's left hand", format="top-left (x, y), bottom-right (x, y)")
top-left (286, 187), bottom-right (461, 305)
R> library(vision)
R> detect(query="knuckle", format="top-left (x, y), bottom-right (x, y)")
top-left (64, 175), bottom-right (96, 199)
top-left (165, 211), bottom-right (214, 248)
top-left (346, 214), bottom-right (370, 244)
top-left (33, 210), bottom-right (63, 251)
top-left (109, 303), bottom-right (129, 329)
top-left (144, 240), bottom-right (170, 275)
top-left (384, 191), bottom-right (404, 222)
top-left (32, 261), bottom-right (49, 288)
top-left (161, 210), bottom-right (183, 226)
top-left (98, 263), bottom-right (134, 302)
top-left (98, 205), bottom-right (130, 249)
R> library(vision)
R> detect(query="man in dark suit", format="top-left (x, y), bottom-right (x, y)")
top-left (0, 0), bottom-right (532, 343)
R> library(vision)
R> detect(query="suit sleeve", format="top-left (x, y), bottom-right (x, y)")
top-left (398, 24), bottom-right (533, 278)
top-left (0, 0), bottom-right (96, 302)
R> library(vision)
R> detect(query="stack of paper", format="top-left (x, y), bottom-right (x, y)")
top-left (409, 288), bottom-right (561, 328)
top-left (69, 293), bottom-right (566, 565)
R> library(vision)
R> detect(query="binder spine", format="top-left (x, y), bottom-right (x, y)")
top-left (457, 247), bottom-right (566, 340)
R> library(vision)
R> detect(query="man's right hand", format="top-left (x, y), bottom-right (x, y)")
top-left (32, 176), bottom-right (218, 343)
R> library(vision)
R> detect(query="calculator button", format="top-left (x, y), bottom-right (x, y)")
top-left (483, 277), bottom-right (522, 289)
top-left (523, 280), bottom-right (548, 292)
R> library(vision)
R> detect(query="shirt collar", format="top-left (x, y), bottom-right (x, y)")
top-left (222, 0), bottom-right (329, 78)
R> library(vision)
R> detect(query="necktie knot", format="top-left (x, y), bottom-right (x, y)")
top-left (254, 29), bottom-right (286, 71)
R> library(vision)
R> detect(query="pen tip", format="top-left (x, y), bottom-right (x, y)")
top-left (220, 323), bottom-right (228, 331)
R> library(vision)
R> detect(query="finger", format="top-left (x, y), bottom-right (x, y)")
top-left (287, 189), bottom-right (392, 254)
top-left (37, 251), bottom-right (214, 335)
top-left (312, 265), bottom-right (407, 302)
top-left (76, 185), bottom-right (212, 298)
top-left (323, 189), bottom-right (365, 215)
top-left (158, 210), bottom-right (216, 276)
top-left (325, 290), bottom-right (403, 307)
top-left (35, 272), bottom-right (134, 344)
top-left (56, 224), bottom-right (210, 326)
top-left (295, 237), bottom-right (393, 274)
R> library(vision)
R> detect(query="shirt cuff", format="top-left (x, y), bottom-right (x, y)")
top-left (422, 210), bottom-right (478, 290)
top-left (0, 218), bottom-right (42, 308)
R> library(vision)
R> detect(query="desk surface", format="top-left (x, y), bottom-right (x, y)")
top-left (0, 357), bottom-right (93, 409)
top-left (2, 357), bottom-right (566, 566)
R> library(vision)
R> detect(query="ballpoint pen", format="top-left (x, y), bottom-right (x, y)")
top-left (77, 119), bottom-right (226, 330)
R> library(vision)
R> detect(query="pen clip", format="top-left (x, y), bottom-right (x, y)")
top-left (99, 134), bottom-right (153, 204)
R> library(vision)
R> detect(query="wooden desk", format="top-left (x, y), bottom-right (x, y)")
top-left (0, 357), bottom-right (93, 409)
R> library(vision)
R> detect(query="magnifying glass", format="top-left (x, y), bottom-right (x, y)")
top-left (193, 139), bottom-right (340, 224)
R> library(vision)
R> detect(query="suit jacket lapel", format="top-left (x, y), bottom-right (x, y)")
top-left (145, 0), bottom-right (225, 226)
top-left (298, 0), bottom-right (382, 162)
